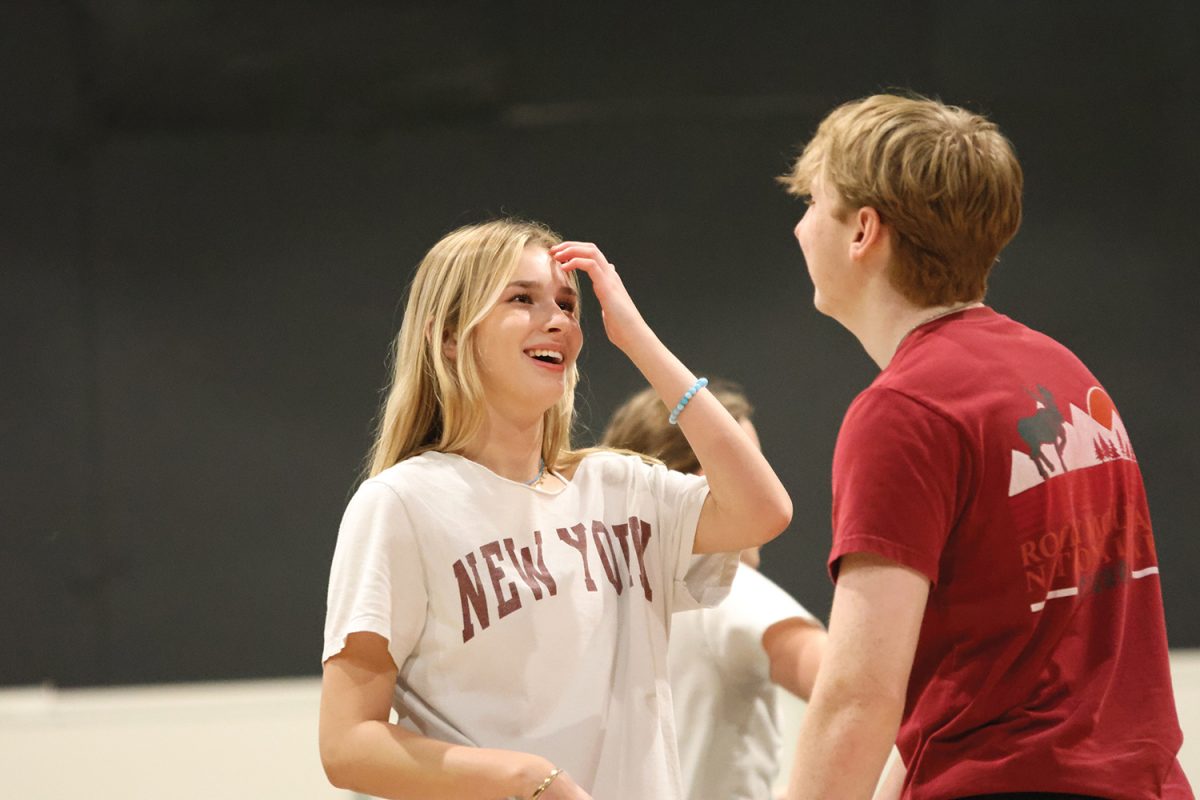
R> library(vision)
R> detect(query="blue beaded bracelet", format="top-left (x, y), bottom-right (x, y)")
top-left (668, 377), bottom-right (708, 425)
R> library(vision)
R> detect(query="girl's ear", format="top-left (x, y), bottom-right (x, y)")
top-left (426, 320), bottom-right (458, 361)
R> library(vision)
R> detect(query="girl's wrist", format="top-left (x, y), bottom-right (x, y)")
top-left (505, 753), bottom-right (558, 798)
top-left (452, 747), bottom-right (552, 798)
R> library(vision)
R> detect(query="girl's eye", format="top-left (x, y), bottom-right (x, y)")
top-left (511, 293), bottom-right (533, 304)
top-left (558, 300), bottom-right (577, 314)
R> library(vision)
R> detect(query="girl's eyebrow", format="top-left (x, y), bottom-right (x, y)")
top-left (506, 280), bottom-right (578, 298)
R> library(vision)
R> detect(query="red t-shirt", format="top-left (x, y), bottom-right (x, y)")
top-left (829, 307), bottom-right (1191, 800)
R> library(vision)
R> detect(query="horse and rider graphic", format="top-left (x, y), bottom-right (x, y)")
top-left (1017, 385), bottom-right (1067, 480)
top-left (1007, 384), bottom-right (1134, 498)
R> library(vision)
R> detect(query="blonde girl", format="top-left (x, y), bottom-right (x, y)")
top-left (318, 219), bottom-right (792, 799)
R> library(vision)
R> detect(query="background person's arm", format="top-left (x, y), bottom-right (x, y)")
top-left (872, 747), bottom-right (907, 800)
top-left (762, 617), bottom-right (827, 701)
top-left (785, 553), bottom-right (929, 800)
top-left (319, 632), bottom-right (591, 800)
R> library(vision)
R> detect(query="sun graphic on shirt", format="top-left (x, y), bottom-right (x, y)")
top-left (1086, 387), bottom-right (1117, 431)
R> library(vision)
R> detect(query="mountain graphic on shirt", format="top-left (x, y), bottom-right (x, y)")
top-left (1008, 386), bottom-right (1136, 497)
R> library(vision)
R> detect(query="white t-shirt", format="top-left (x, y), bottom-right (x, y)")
top-left (669, 562), bottom-right (819, 800)
top-left (323, 450), bottom-right (739, 798)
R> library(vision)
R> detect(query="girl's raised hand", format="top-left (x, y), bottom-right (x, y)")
top-left (549, 241), bottom-right (650, 354)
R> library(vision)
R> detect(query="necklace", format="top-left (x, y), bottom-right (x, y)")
top-left (524, 457), bottom-right (547, 486)
top-left (896, 301), bottom-right (983, 349)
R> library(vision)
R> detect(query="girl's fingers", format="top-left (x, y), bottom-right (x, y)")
top-left (551, 243), bottom-right (610, 266)
top-left (559, 258), bottom-right (624, 297)
top-left (553, 253), bottom-right (604, 269)
top-left (549, 240), bottom-right (594, 252)
top-left (557, 257), bottom-right (609, 277)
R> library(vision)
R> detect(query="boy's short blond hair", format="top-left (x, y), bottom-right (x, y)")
top-left (779, 93), bottom-right (1023, 306)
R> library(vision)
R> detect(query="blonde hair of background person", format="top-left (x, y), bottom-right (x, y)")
top-left (779, 94), bottom-right (1191, 800)
top-left (602, 381), bottom-right (827, 800)
top-left (319, 219), bottom-right (793, 800)
top-left (601, 382), bottom-right (751, 477)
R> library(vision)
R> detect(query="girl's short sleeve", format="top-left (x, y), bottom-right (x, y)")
top-left (642, 461), bottom-right (738, 613)
top-left (322, 480), bottom-right (427, 671)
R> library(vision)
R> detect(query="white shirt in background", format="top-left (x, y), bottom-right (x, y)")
top-left (670, 562), bottom-right (819, 800)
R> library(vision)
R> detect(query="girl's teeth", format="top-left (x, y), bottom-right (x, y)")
top-left (528, 349), bottom-right (562, 364)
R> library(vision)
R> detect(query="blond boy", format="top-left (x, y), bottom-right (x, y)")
top-left (781, 94), bottom-right (1191, 800)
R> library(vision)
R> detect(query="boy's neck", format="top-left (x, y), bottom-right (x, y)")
top-left (840, 288), bottom-right (982, 370)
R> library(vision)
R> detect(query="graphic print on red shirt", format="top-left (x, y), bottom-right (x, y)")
top-left (1007, 385), bottom-right (1159, 614)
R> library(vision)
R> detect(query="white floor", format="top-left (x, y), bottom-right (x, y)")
top-left (2, 653), bottom-right (1198, 799)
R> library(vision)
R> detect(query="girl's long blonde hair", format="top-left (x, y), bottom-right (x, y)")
top-left (367, 219), bottom-right (585, 477)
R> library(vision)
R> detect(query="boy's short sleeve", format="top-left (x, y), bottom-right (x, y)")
top-left (830, 388), bottom-right (965, 586)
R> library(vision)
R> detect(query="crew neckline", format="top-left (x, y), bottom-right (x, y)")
top-left (897, 304), bottom-right (991, 347)
top-left (428, 450), bottom-right (571, 496)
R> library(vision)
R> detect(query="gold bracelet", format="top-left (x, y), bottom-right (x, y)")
top-left (530, 768), bottom-right (562, 799)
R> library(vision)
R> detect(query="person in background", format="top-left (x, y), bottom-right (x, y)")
top-left (318, 220), bottom-right (792, 800)
top-left (602, 379), bottom-right (826, 800)
top-left (779, 93), bottom-right (1192, 799)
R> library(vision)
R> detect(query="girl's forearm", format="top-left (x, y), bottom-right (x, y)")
top-left (621, 328), bottom-right (792, 543)
top-left (323, 720), bottom-right (554, 800)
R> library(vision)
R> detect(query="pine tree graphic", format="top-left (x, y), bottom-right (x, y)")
top-left (1117, 429), bottom-right (1134, 460)
top-left (1094, 437), bottom-right (1108, 462)
top-left (1104, 438), bottom-right (1121, 460)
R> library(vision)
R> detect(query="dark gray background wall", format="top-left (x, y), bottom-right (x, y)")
top-left (3, 1), bottom-right (1197, 687)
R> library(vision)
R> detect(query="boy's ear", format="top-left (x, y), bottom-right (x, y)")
top-left (849, 206), bottom-right (889, 263)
